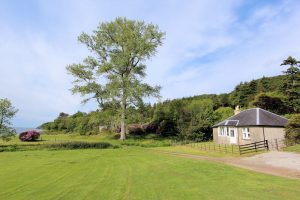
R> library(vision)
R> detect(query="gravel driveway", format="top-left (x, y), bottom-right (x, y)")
top-left (158, 150), bottom-right (300, 179)
top-left (242, 151), bottom-right (300, 171)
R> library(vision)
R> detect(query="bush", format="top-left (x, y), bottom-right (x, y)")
top-left (156, 119), bottom-right (179, 137)
top-left (19, 130), bottom-right (40, 141)
top-left (46, 142), bottom-right (118, 150)
top-left (128, 122), bottom-right (159, 136)
top-left (183, 126), bottom-right (212, 141)
top-left (120, 139), bottom-right (172, 148)
top-left (128, 124), bottom-right (145, 135)
top-left (142, 122), bottom-right (159, 134)
top-left (285, 114), bottom-right (300, 143)
top-left (0, 126), bottom-right (16, 141)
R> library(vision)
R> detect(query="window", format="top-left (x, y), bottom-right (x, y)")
top-left (218, 127), bottom-right (222, 136)
top-left (242, 128), bottom-right (250, 139)
top-left (230, 129), bottom-right (235, 137)
top-left (218, 127), bottom-right (227, 136)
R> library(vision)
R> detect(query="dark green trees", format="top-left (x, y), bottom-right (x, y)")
top-left (281, 56), bottom-right (300, 112)
top-left (251, 93), bottom-right (288, 115)
top-left (285, 114), bottom-right (300, 143)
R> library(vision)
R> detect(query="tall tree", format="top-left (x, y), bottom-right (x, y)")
top-left (0, 98), bottom-right (18, 141)
top-left (281, 56), bottom-right (300, 85)
top-left (280, 56), bottom-right (300, 112)
top-left (67, 17), bottom-right (164, 139)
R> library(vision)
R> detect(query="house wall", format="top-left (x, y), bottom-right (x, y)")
top-left (213, 127), bottom-right (231, 144)
top-left (237, 127), bottom-right (264, 145)
top-left (214, 127), bottom-right (285, 145)
top-left (263, 127), bottom-right (285, 141)
top-left (213, 128), bottom-right (218, 143)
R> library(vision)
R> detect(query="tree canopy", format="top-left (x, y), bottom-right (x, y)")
top-left (67, 17), bottom-right (165, 139)
top-left (285, 114), bottom-right (300, 143)
top-left (280, 56), bottom-right (300, 112)
top-left (0, 98), bottom-right (18, 141)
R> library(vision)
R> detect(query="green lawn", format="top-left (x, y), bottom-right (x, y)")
top-left (1, 148), bottom-right (300, 200)
top-left (153, 145), bottom-right (237, 157)
top-left (0, 134), bottom-right (110, 145)
top-left (154, 141), bottom-right (242, 157)
top-left (284, 144), bottom-right (300, 153)
top-left (0, 133), bottom-right (172, 148)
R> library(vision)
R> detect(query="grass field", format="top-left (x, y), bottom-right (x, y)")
top-left (284, 144), bottom-right (300, 153)
top-left (154, 141), bottom-right (242, 157)
top-left (1, 148), bottom-right (300, 200)
top-left (0, 133), bottom-right (173, 148)
top-left (0, 134), bottom-right (111, 145)
top-left (154, 145), bottom-right (239, 157)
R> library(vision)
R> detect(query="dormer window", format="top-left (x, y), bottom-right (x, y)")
top-left (242, 128), bottom-right (250, 139)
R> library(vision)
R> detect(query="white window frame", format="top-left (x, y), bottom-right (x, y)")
top-left (218, 127), bottom-right (222, 136)
top-left (242, 127), bottom-right (251, 139)
top-left (226, 127), bottom-right (229, 136)
top-left (218, 126), bottom-right (228, 137)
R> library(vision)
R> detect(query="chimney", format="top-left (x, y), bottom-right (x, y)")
top-left (234, 105), bottom-right (241, 115)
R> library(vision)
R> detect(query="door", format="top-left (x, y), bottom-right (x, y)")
top-left (229, 127), bottom-right (237, 144)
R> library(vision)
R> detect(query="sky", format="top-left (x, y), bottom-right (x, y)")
top-left (0, 0), bottom-right (300, 127)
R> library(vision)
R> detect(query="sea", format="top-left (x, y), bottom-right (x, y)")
top-left (14, 127), bottom-right (43, 134)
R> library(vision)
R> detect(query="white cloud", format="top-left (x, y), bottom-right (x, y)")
top-left (148, 0), bottom-right (300, 98)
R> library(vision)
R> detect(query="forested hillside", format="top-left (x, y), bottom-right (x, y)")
top-left (41, 69), bottom-right (300, 141)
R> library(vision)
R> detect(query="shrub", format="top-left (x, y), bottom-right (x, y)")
top-left (0, 127), bottom-right (16, 141)
top-left (46, 141), bottom-right (118, 150)
top-left (156, 119), bottom-right (179, 137)
top-left (127, 122), bottom-right (159, 136)
top-left (142, 122), bottom-right (159, 134)
top-left (128, 124), bottom-right (145, 135)
top-left (183, 126), bottom-right (212, 141)
top-left (120, 139), bottom-right (172, 148)
top-left (285, 114), bottom-right (300, 143)
top-left (19, 130), bottom-right (40, 141)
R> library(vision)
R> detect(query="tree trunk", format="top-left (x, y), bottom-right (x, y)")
top-left (120, 89), bottom-right (127, 140)
top-left (120, 110), bottom-right (126, 140)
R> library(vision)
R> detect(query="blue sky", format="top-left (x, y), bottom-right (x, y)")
top-left (0, 0), bottom-right (300, 127)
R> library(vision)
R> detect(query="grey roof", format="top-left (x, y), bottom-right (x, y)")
top-left (213, 108), bottom-right (288, 127)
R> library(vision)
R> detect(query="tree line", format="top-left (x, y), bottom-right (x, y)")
top-left (41, 59), bottom-right (300, 141)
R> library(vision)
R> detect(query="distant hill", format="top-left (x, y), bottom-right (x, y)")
top-left (169, 74), bottom-right (287, 109)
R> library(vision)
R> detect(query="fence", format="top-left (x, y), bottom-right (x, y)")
top-left (238, 140), bottom-right (269, 155)
top-left (268, 138), bottom-right (299, 151)
top-left (172, 140), bottom-right (270, 155)
top-left (172, 139), bottom-right (299, 155)
top-left (172, 140), bottom-right (240, 154)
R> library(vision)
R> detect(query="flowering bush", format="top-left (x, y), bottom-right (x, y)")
top-left (128, 124), bottom-right (144, 135)
top-left (19, 130), bottom-right (40, 141)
